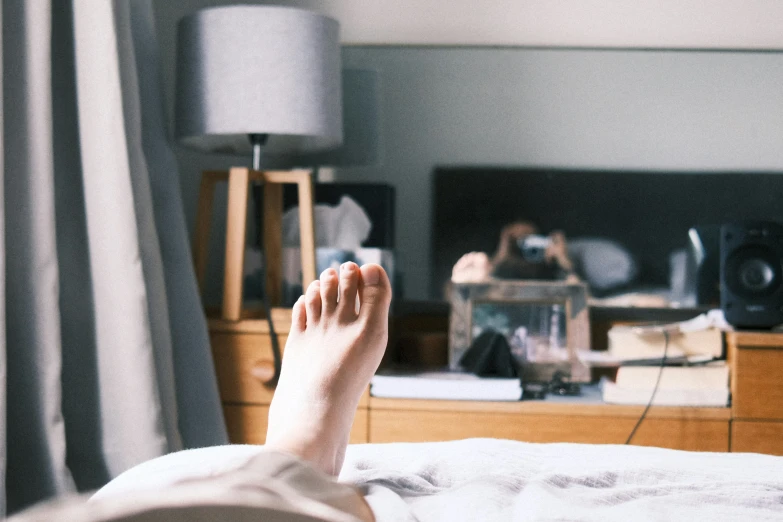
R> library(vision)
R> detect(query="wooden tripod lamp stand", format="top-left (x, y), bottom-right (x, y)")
top-left (174, 5), bottom-right (342, 321)
top-left (192, 166), bottom-right (317, 321)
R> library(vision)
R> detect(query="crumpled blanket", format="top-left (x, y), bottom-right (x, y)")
top-left (340, 439), bottom-right (783, 522)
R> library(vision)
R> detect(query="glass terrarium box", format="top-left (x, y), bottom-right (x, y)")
top-left (448, 281), bottom-right (591, 383)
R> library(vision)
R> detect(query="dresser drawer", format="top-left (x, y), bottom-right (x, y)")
top-left (731, 420), bottom-right (783, 455)
top-left (368, 408), bottom-right (728, 451)
top-left (728, 332), bottom-right (783, 420)
top-left (212, 332), bottom-right (287, 404)
top-left (224, 404), bottom-right (369, 444)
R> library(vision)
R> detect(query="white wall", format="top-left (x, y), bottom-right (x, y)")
top-left (157, 1), bottom-right (783, 48)
top-left (152, 1), bottom-right (783, 301)
top-left (309, 1), bottom-right (783, 49)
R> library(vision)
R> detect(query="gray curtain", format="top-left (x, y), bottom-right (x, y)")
top-left (1, 0), bottom-right (228, 515)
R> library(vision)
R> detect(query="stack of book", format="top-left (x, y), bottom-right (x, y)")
top-left (606, 323), bottom-right (723, 363)
top-left (371, 372), bottom-right (522, 401)
top-left (602, 317), bottom-right (729, 407)
top-left (602, 364), bottom-right (729, 406)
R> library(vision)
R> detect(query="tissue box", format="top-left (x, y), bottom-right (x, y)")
top-left (281, 183), bottom-right (395, 248)
top-left (282, 247), bottom-right (395, 306)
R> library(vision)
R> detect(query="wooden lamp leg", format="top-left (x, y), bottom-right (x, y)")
top-left (296, 172), bottom-right (317, 288)
top-left (222, 167), bottom-right (250, 321)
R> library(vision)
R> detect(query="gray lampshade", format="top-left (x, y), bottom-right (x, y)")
top-left (174, 5), bottom-right (342, 155)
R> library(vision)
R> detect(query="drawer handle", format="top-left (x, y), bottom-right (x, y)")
top-left (250, 361), bottom-right (277, 387)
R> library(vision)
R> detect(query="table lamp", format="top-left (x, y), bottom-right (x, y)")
top-left (175, 5), bottom-right (343, 321)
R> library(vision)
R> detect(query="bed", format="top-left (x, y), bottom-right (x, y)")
top-left (77, 439), bottom-right (783, 521)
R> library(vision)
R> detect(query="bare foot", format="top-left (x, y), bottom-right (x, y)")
top-left (265, 263), bottom-right (391, 476)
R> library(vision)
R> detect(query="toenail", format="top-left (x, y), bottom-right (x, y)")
top-left (321, 268), bottom-right (336, 279)
top-left (363, 267), bottom-right (380, 285)
top-left (341, 262), bottom-right (355, 272)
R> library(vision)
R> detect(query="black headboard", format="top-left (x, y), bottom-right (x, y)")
top-left (432, 167), bottom-right (783, 298)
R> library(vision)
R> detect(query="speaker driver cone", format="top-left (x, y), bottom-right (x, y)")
top-left (724, 247), bottom-right (782, 298)
top-left (739, 259), bottom-right (774, 291)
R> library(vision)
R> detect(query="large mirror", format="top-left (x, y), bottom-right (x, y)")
top-left (336, 46), bottom-right (783, 305)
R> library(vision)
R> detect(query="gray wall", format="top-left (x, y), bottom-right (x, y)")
top-left (151, 0), bottom-right (783, 300)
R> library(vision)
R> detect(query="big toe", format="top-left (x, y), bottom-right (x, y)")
top-left (358, 264), bottom-right (392, 321)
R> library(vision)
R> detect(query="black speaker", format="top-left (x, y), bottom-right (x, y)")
top-left (720, 221), bottom-right (783, 329)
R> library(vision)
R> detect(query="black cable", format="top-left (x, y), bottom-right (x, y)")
top-left (625, 330), bottom-right (670, 445)
top-left (259, 283), bottom-right (283, 387)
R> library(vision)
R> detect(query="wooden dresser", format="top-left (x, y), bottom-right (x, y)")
top-left (210, 318), bottom-right (783, 455)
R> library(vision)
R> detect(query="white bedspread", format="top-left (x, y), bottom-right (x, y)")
top-left (341, 439), bottom-right (783, 522)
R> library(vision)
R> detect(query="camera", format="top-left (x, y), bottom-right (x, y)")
top-left (517, 235), bottom-right (551, 263)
